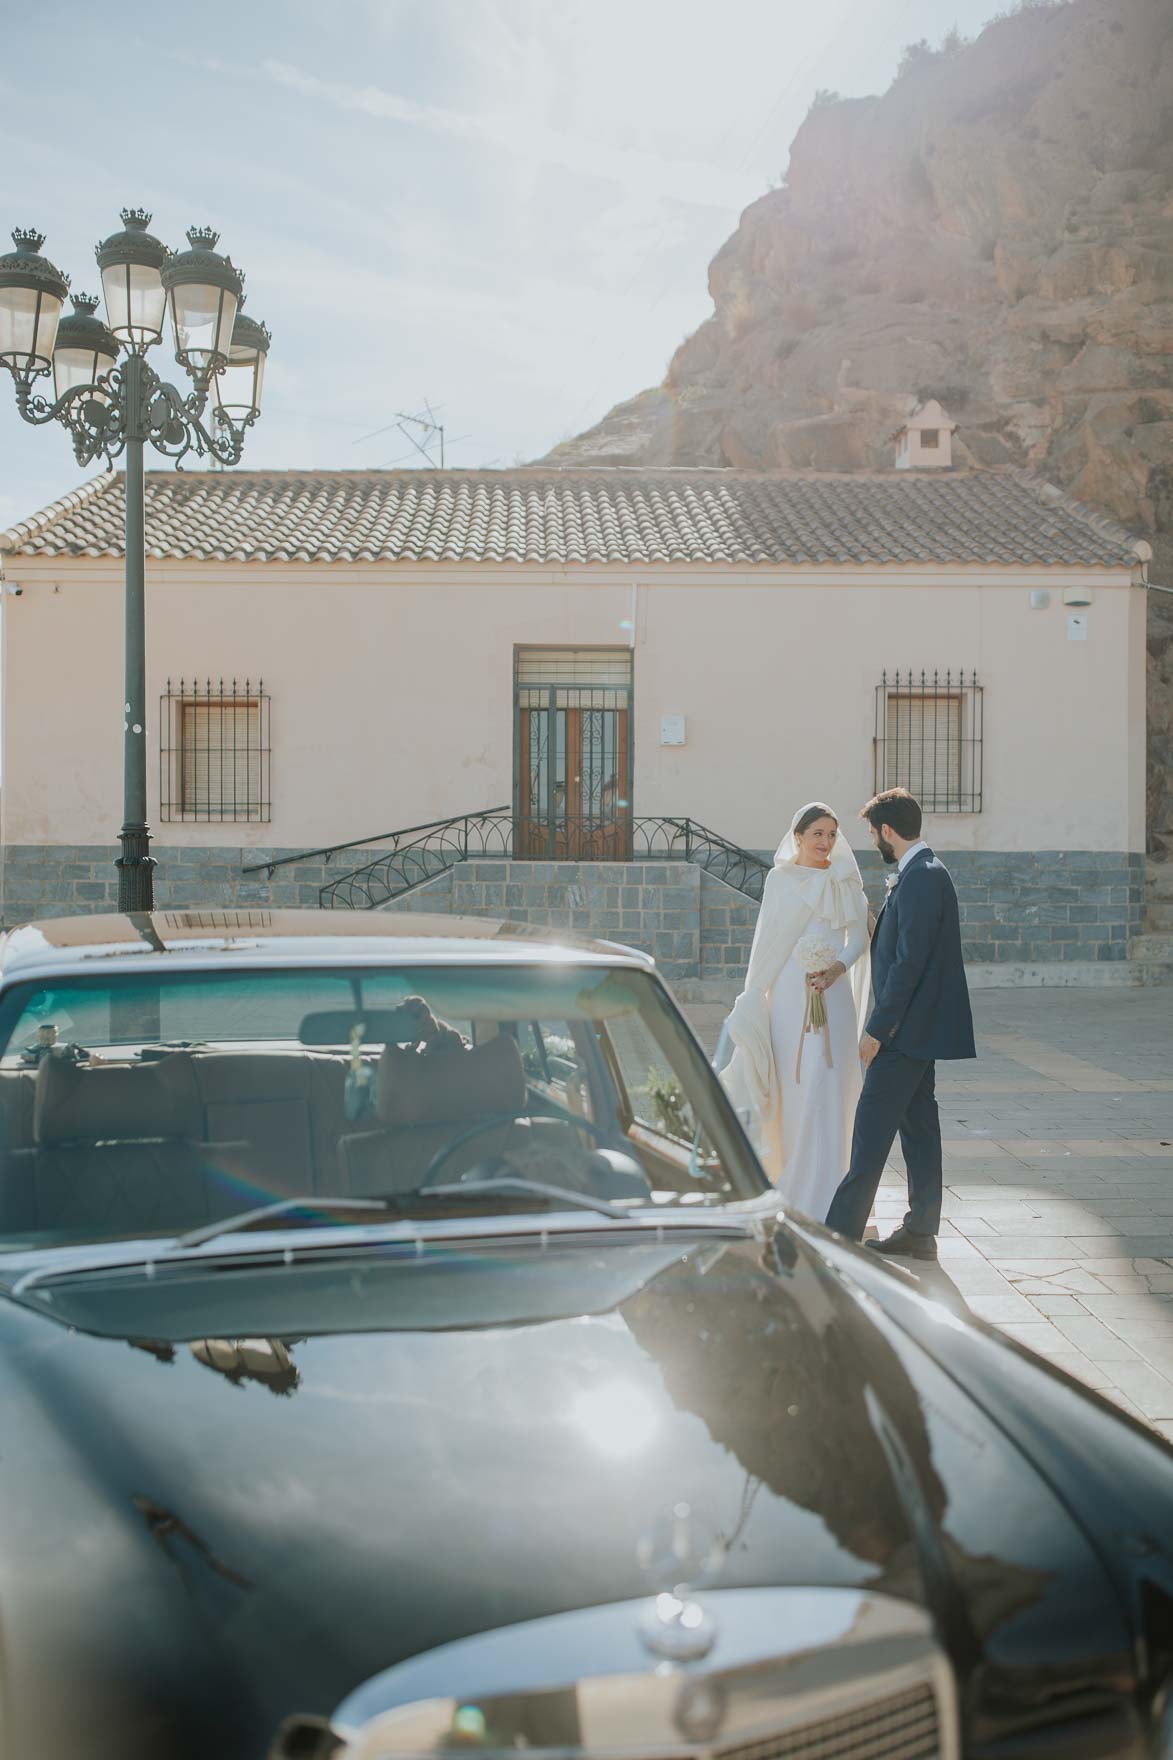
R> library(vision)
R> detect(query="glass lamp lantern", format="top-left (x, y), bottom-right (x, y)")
top-left (53, 293), bottom-right (119, 401)
top-left (0, 230), bottom-right (70, 383)
top-left (95, 209), bottom-right (170, 349)
top-left (161, 227), bottom-right (241, 386)
top-left (213, 304), bottom-right (270, 425)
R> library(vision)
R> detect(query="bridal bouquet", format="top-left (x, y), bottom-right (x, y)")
top-left (792, 936), bottom-right (839, 1076)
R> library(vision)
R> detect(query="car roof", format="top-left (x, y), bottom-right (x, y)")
top-left (0, 909), bottom-right (655, 983)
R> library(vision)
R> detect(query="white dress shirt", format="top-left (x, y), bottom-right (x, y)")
top-left (898, 839), bottom-right (929, 874)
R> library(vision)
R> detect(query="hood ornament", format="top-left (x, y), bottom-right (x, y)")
top-left (636, 1501), bottom-right (724, 1663)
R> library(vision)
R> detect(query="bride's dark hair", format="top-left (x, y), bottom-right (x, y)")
top-left (794, 804), bottom-right (838, 836)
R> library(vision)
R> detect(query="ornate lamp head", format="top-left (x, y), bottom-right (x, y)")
top-left (213, 297), bottom-right (271, 427)
top-left (95, 208), bottom-right (171, 349)
top-left (0, 229), bottom-right (71, 383)
top-left (53, 291), bottom-right (120, 402)
top-left (161, 225), bottom-right (243, 388)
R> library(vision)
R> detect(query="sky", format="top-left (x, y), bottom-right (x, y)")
top-left (0, 0), bottom-right (1009, 528)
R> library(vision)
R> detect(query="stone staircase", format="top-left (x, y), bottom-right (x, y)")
top-left (1128, 860), bottom-right (1173, 979)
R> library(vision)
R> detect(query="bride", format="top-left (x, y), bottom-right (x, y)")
top-left (721, 804), bottom-right (870, 1217)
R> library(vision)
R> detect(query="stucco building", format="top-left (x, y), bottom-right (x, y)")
top-left (0, 439), bottom-right (1160, 987)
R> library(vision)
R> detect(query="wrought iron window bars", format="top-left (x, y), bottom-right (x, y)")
top-left (874, 669), bottom-right (983, 814)
top-left (160, 679), bottom-right (271, 823)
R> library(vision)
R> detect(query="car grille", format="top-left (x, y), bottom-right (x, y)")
top-left (715, 1683), bottom-right (940, 1760)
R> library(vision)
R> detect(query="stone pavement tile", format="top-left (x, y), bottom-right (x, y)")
top-left (1094, 1306), bottom-right (1173, 1342)
top-left (1068, 1139), bottom-right (1171, 1157)
top-left (1097, 1275), bottom-right (1151, 1293)
top-left (1156, 1422), bottom-right (1173, 1445)
top-left (938, 1141), bottom-right (1017, 1160)
top-left (965, 1289), bottom-right (1044, 1324)
top-left (1098, 1361), bottom-right (1173, 1421)
top-left (1028, 1294), bottom-right (1090, 1316)
top-left (989, 1213), bottom-right (1121, 1236)
top-left (995, 1258), bottom-right (1082, 1276)
top-left (1077, 1293), bottom-right (1173, 1319)
top-left (1017, 1212), bottom-right (1123, 1234)
top-left (1051, 1315), bottom-right (1143, 1360)
top-left (982, 1236), bottom-right (1089, 1260)
top-left (935, 1237), bottom-right (988, 1266)
top-left (951, 1218), bottom-right (998, 1237)
top-left (1041, 1352), bottom-right (1117, 1391)
top-left (1098, 1200), bottom-right (1173, 1216)
top-left (998, 1320), bottom-right (1074, 1356)
top-left (1078, 1236), bottom-right (1173, 1258)
top-left (1080, 1257), bottom-right (1173, 1276)
top-left (1011, 1277), bottom-right (1082, 1295)
top-left (948, 1270), bottom-right (1020, 1295)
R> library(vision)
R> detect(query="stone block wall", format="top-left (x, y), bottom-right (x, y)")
top-left (450, 860), bottom-right (701, 979)
top-left (0, 843), bottom-right (1147, 982)
top-left (0, 843), bottom-right (404, 927)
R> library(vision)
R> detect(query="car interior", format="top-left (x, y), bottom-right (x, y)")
top-left (0, 975), bottom-right (737, 1243)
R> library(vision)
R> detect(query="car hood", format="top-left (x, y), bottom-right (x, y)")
top-left (0, 1224), bottom-right (1136, 1759)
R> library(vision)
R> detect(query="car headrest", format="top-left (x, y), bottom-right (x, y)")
top-left (376, 1033), bottom-right (525, 1129)
top-left (34, 1052), bottom-right (203, 1147)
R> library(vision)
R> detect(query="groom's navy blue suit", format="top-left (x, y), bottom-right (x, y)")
top-left (824, 847), bottom-right (975, 1242)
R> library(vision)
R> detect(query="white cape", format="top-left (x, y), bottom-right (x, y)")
top-left (721, 806), bottom-right (870, 1182)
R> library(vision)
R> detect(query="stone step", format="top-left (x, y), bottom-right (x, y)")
top-left (1129, 932), bottom-right (1173, 964)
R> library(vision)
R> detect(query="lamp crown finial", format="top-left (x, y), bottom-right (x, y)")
top-left (186, 225), bottom-right (220, 251)
top-left (120, 208), bottom-right (153, 230)
top-left (72, 292), bottom-right (100, 314)
top-left (12, 228), bottom-right (45, 253)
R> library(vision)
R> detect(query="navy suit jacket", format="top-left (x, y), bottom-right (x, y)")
top-left (867, 847), bottom-right (976, 1062)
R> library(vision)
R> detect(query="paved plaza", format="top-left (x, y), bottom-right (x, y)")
top-left (685, 986), bottom-right (1173, 1440)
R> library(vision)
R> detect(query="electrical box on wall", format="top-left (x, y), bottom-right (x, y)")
top-left (660, 715), bottom-right (686, 746)
top-left (1067, 613), bottom-right (1089, 642)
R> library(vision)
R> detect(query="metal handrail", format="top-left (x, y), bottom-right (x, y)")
top-left (240, 808), bottom-right (512, 878)
top-left (301, 809), bottom-right (769, 911)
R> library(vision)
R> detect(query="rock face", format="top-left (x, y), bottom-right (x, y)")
top-left (545, 0), bottom-right (1173, 852)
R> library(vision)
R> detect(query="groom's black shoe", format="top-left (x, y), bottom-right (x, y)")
top-left (867, 1225), bottom-right (938, 1261)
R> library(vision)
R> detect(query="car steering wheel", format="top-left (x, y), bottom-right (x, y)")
top-left (419, 1109), bottom-right (611, 1189)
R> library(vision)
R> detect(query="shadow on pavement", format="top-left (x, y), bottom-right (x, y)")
top-left (878, 1254), bottom-right (974, 1322)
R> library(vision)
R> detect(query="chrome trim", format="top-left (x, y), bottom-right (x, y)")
top-left (325, 1588), bottom-right (958, 1760)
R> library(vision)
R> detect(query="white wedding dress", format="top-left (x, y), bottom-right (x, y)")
top-left (768, 910), bottom-right (868, 1219)
top-left (720, 804), bottom-right (871, 1217)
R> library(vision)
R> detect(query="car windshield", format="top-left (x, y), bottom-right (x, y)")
top-left (0, 962), bottom-right (765, 1251)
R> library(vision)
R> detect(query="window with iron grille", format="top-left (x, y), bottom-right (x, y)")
top-left (874, 670), bottom-right (983, 813)
top-left (160, 679), bottom-right (271, 822)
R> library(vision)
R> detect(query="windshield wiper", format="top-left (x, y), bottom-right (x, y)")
top-left (424, 1178), bottom-right (627, 1221)
top-left (174, 1196), bottom-right (394, 1250)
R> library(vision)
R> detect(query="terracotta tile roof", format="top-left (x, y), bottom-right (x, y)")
top-left (0, 466), bottom-right (1142, 569)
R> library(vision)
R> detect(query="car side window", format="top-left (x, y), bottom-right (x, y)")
top-left (519, 1021), bottom-right (593, 1121)
top-left (604, 1014), bottom-right (699, 1146)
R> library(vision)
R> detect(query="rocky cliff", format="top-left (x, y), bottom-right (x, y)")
top-left (545, 0), bottom-right (1173, 852)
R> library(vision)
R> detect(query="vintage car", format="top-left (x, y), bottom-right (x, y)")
top-left (0, 908), bottom-right (1171, 1760)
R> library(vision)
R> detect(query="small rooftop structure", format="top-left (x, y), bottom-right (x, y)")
top-left (895, 400), bottom-right (957, 471)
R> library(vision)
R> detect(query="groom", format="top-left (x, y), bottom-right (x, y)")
top-left (824, 788), bottom-right (975, 1261)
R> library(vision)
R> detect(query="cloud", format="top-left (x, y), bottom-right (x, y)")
top-left (260, 58), bottom-right (754, 213)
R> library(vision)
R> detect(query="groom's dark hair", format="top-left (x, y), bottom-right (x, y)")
top-left (861, 788), bottom-right (922, 840)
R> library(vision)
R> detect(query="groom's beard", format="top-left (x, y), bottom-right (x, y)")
top-left (876, 834), bottom-right (898, 865)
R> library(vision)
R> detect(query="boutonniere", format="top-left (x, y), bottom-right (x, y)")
top-left (884, 873), bottom-right (899, 895)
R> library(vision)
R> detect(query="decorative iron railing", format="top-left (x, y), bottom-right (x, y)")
top-left (242, 810), bottom-right (770, 909)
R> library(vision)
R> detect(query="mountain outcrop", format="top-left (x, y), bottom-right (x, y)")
top-left (544, 0), bottom-right (1173, 851)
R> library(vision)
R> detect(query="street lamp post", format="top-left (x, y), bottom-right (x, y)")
top-left (0, 212), bottom-right (270, 912)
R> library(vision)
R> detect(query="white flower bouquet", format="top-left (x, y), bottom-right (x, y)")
top-left (792, 936), bottom-right (839, 1073)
